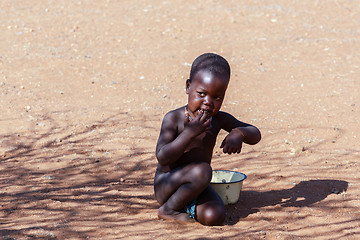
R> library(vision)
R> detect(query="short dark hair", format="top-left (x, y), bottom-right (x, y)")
top-left (189, 53), bottom-right (230, 82)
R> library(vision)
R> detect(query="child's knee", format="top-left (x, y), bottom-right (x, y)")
top-left (191, 162), bottom-right (212, 183)
top-left (199, 205), bottom-right (225, 226)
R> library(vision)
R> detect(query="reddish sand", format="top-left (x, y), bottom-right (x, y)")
top-left (1, 1), bottom-right (359, 239)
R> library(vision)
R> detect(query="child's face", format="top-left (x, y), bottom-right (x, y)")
top-left (186, 70), bottom-right (229, 118)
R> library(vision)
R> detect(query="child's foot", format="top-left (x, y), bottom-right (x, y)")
top-left (158, 204), bottom-right (194, 223)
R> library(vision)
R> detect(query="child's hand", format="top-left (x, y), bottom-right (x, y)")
top-left (220, 129), bottom-right (244, 154)
top-left (184, 110), bottom-right (211, 137)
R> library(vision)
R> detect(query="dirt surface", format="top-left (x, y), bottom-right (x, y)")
top-left (1, 1), bottom-right (360, 239)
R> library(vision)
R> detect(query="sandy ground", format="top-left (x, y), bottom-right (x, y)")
top-left (1, 0), bottom-right (360, 239)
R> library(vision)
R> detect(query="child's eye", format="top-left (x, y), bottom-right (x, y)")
top-left (215, 96), bottom-right (223, 101)
top-left (198, 92), bottom-right (206, 97)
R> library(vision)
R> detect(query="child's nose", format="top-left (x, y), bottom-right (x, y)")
top-left (204, 96), bottom-right (213, 106)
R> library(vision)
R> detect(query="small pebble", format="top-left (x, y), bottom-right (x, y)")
top-left (120, 178), bottom-right (125, 182)
top-left (37, 122), bottom-right (46, 127)
top-left (290, 146), bottom-right (306, 155)
top-left (42, 175), bottom-right (54, 180)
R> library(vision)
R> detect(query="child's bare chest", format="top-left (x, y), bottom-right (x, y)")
top-left (177, 132), bottom-right (216, 167)
top-left (187, 131), bottom-right (216, 149)
top-left (171, 125), bottom-right (220, 169)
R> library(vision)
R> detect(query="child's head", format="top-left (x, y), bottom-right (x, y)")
top-left (186, 53), bottom-right (231, 118)
top-left (189, 53), bottom-right (231, 83)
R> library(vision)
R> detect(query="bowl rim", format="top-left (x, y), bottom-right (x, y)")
top-left (210, 170), bottom-right (247, 184)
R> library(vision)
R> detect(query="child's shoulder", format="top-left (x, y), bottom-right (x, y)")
top-left (214, 110), bottom-right (235, 120)
top-left (213, 111), bottom-right (241, 131)
top-left (163, 106), bottom-right (185, 121)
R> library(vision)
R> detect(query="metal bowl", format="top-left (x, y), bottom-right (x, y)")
top-left (210, 170), bottom-right (247, 205)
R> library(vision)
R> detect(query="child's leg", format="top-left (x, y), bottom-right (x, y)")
top-left (196, 186), bottom-right (225, 226)
top-left (154, 162), bottom-right (212, 222)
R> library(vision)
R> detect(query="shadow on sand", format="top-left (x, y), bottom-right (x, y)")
top-left (225, 179), bottom-right (348, 225)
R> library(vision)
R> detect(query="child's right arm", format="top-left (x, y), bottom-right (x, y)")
top-left (156, 110), bottom-right (210, 166)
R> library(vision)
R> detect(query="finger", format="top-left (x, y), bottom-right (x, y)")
top-left (194, 110), bottom-right (203, 120)
top-left (204, 118), bottom-right (211, 128)
top-left (200, 111), bottom-right (209, 122)
top-left (233, 148), bottom-right (237, 154)
top-left (222, 145), bottom-right (226, 153)
top-left (229, 147), bottom-right (234, 154)
top-left (229, 146), bottom-right (233, 154)
top-left (220, 138), bottom-right (226, 148)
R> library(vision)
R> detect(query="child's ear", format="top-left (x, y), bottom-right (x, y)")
top-left (185, 79), bottom-right (191, 94)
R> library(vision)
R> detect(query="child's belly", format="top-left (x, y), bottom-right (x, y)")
top-left (169, 147), bottom-right (214, 169)
top-left (158, 131), bottom-right (218, 172)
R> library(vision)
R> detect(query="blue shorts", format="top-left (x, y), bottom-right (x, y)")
top-left (184, 198), bottom-right (197, 219)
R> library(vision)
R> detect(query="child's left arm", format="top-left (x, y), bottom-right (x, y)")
top-left (218, 112), bottom-right (261, 154)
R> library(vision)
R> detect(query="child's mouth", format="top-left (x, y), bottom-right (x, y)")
top-left (197, 109), bottom-right (212, 116)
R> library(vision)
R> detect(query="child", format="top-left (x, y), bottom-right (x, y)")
top-left (154, 53), bottom-right (261, 226)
